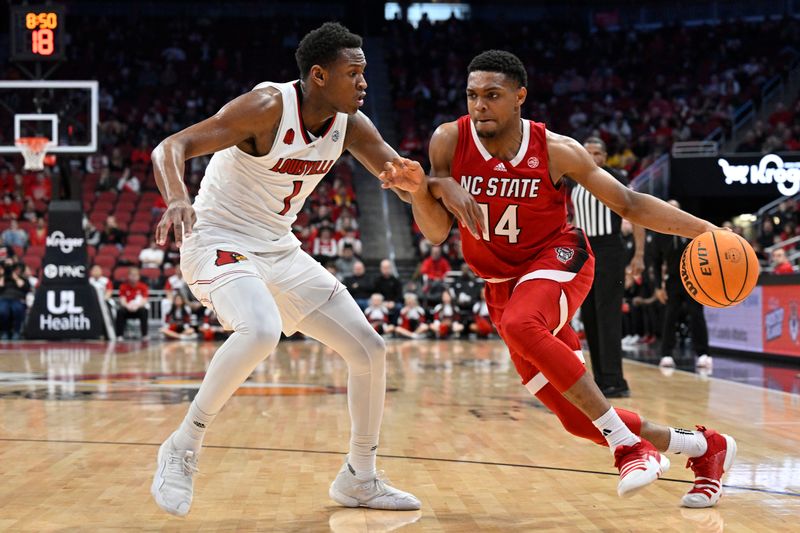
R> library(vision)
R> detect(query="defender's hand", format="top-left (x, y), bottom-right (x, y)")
top-left (379, 157), bottom-right (424, 194)
top-left (432, 178), bottom-right (485, 240)
top-left (156, 199), bottom-right (196, 248)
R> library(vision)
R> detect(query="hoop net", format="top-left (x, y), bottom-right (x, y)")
top-left (15, 137), bottom-right (51, 171)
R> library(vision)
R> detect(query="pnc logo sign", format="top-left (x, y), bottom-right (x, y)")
top-left (44, 264), bottom-right (86, 279)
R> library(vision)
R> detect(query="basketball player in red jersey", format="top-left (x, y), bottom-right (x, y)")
top-left (382, 50), bottom-right (736, 507)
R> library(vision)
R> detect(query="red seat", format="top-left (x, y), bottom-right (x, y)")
top-left (140, 267), bottom-right (162, 283)
top-left (116, 201), bottom-right (136, 213)
top-left (97, 191), bottom-right (117, 203)
top-left (27, 245), bottom-right (45, 258)
top-left (126, 234), bottom-right (148, 248)
top-left (23, 255), bottom-right (42, 272)
top-left (112, 266), bottom-right (130, 282)
top-left (92, 201), bottom-right (114, 212)
top-left (129, 221), bottom-right (151, 234)
top-left (93, 255), bottom-right (116, 271)
top-left (98, 244), bottom-right (121, 257)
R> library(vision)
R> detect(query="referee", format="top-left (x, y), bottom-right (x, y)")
top-left (570, 137), bottom-right (644, 398)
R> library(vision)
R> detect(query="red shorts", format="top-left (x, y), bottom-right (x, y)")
top-left (485, 235), bottom-right (594, 322)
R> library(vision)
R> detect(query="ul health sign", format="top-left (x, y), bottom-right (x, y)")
top-left (25, 201), bottom-right (104, 339)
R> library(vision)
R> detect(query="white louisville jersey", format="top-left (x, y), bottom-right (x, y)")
top-left (192, 80), bottom-right (348, 251)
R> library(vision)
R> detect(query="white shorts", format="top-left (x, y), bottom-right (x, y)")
top-left (180, 231), bottom-right (346, 335)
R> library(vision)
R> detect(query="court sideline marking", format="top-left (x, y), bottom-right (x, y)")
top-left (1, 436), bottom-right (798, 499)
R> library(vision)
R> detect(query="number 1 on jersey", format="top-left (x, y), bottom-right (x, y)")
top-left (477, 203), bottom-right (520, 243)
top-left (279, 180), bottom-right (303, 216)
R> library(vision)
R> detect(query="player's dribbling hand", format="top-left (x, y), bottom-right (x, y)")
top-left (379, 157), bottom-right (424, 193)
top-left (156, 199), bottom-right (197, 248)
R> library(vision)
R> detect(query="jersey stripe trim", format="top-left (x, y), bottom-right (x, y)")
top-left (515, 269), bottom-right (578, 287)
top-left (469, 120), bottom-right (493, 161)
top-left (509, 119), bottom-right (531, 167)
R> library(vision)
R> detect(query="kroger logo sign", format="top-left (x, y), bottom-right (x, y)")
top-left (718, 154), bottom-right (800, 196)
top-left (46, 231), bottom-right (84, 254)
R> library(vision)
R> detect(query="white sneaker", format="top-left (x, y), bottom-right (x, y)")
top-left (151, 435), bottom-right (199, 516)
top-left (659, 356), bottom-right (675, 367)
top-left (329, 460), bottom-right (421, 510)
top-left (696, 354), bottom-right (713, 368)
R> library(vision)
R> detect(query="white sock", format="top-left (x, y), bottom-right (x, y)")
top-left (171, 401), bottom-right (216, 453)
top-left (667, 427), bottom-right (708, 457)
top-left (592, 407), bottom-right (640, 451)
top-left (349, 435), bottom-right (378, 480)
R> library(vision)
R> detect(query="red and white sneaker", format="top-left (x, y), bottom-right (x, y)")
top-left (682, 427), bottom-right (737, 508)
top-left (614, 439), bottom-right (671, 497)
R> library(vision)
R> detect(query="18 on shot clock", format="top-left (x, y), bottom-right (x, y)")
top-left (10, 4), bottom-right (66, 60)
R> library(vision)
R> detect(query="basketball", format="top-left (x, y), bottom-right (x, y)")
top-left (680, 230), bottom-right (759, 308)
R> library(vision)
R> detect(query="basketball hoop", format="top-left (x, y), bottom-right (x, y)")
top-left (15, 136), bottom-right (51, 171)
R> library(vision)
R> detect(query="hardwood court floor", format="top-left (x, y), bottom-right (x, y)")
top-left (0, 339), bottom-right (799, 532)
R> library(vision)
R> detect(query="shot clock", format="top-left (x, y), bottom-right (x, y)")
top-left (10, 4), bottom-right (66, 60)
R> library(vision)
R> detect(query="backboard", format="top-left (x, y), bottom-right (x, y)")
top-left (0, 80), bottom-right (99, 154)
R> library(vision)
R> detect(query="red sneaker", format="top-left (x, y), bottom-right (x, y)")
top-left (682, 427), bottom-right (737, 508)
top-left (614, 439), bottom-right (670, 497)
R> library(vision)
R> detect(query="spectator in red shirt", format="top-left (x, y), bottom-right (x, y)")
top-left (131, 138), bottom-right (152, 165)
top-left (115, 267), bottom-right (150, 339)
top-left (28, 217), bottom-right (47, 247)
top-left (420, 246), bottom-right (451, 281)
top-left (772, 248), bottom-right (796, 275)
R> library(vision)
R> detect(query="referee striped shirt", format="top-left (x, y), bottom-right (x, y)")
top-left (570, 168), bottom-right (628, 238)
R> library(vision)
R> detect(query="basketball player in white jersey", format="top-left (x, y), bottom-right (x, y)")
top-left (149, 23), bottom-right (482, 517)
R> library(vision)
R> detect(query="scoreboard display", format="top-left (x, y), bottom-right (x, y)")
top-left (10, 4), bottom-right (66, 61)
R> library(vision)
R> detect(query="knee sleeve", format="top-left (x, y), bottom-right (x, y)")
top-left (210, 277), bottom-right (282, 361)
top-left (297, 292), bottom-right (386, 376)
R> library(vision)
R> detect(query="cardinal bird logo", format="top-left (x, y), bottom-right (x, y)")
top-left (283, 129), bottom-right (295, 144)
top-left (215, 250), bottom-right (248, 266)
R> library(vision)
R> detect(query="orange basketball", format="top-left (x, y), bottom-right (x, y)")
top-left (680, 230), bottom-right (760, 308)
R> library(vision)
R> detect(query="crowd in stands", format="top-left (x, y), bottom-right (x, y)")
top-left (0, 12), bottom-right (798, 340)
top-left (736, 95), bottom-right (800, 153)
top-left (386, 16), bottom-right (799, 180)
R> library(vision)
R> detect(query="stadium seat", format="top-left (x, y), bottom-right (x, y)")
top-left (126, 234), bottom-right (148, 248)
top-left (98, 244), bottom-right (121, 257)
top-left (26, 245), bottom-right (45, 258)
top-left (140, 267), bottom-right (162, 284)
top-left (23, 255), bottom-right (42, 272)
top-left (112, 266), bottom-right (130, 283)
top-left (129, 221), bottom-right (151, 234)
top-left (93, 255), bottom-right (116, 271)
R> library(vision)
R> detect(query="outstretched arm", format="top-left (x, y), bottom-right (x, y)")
top-left (347, 114), bottom-right (482, 243)
top-left (378, 122), bottom-right (484, 243)
top-left (547, 130), bottom-right (716, 238)
top-left (152, 88), bottom-right (281, 246)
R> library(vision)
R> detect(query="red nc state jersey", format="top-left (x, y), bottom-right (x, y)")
top-left (451, 115), bottom-right (575, 280)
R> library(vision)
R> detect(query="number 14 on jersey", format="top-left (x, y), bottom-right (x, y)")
top-left (476, 203), bottom-right (520, 243)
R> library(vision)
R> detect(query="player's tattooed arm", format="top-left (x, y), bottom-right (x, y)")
top-left (152, 87), bottom-right (281, 246)
top-left (547, 130), bottom-right (717, 239)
